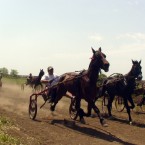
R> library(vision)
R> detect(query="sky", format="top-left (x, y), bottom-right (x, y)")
top-left (0, 0), bottom-right (145, 78)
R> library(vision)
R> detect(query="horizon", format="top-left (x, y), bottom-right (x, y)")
top-left (0, 0), bottom-right (145, 78)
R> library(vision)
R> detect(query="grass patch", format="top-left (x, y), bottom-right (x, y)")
top-left (0, 132), bottom-right (21, 145)
top-left (0, 116), bottom-right (11, 126)
top-left (0, 116), bottom-right (21, 145)
top-left (2, 77), bottom-right (26, 85)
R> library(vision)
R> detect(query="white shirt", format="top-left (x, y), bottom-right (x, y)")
top-left (41, 73), bottom-right (60, 86)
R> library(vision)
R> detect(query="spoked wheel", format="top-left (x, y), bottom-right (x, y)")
top-left (69, 97), bottom-right (78, 120)
top-left (29, 99), bottom-right (37, 120)
top-left (115, 96), bottom-right (125, 112)
top-left (102, 95), bottom-right (109, 113)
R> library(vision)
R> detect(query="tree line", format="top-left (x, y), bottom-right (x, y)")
top-left (0, 67), bottom-right (18, 77)
top-left (0, 67), bottom-right (108, 81)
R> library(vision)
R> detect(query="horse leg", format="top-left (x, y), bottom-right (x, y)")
top-left (107, 94), bottom-right (115, 117)
top-left (74, 98), bottom-right (86, 123)
top-left (86, 102), bottom-right (92, 117)
top-left (50, 86), bottom-right (67, 111)
top-left (74, 99), bottom-right (95, 124)
top-left (90, 101), bottom-right (108, 126)
top-left (69, 97), bottom-right (89, 124)
top-left (124, 97), bottom-right (132, 124)
top-left (127, 94), bottom-right (135, 109)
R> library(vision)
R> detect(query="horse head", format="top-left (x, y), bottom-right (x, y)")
top-left (39, 69), bottom-right (44, 78)
top-left (89, 47), bottom-right (110, 72)
top-left (131, 60), bottom-right (142, 80)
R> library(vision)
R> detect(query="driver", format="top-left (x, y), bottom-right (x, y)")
top-left (41, 66), bottom-right (73, 102)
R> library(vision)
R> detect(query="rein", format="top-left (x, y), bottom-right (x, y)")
top-left (50, 71), bottom-right (88, 89)
top-left (50, 72), bottom-right (126, 90)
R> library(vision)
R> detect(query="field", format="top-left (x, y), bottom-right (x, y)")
top-left (0, 77), bottom-right (145, 145)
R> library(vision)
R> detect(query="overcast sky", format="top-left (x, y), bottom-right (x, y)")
top-left (0, 0), bottom-right (145, 78)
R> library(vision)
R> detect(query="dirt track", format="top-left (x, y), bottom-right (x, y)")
top-left (0, 83), bottom-right (145, 145)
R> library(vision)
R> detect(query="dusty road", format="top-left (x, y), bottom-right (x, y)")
top-left (0, 83), bottom-right (145, 145)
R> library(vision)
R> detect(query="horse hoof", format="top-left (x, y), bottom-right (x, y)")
top-left (103, 123), bottom-right (108, 127)
top-left (80, 118), bottom-right (86, 124)
top-left (50, 103), bottom-right (55, 112)
top-left (90, 114), bottom-right (97, 118)
top-left (108, 116), bottom-right (115, 120)
top-left (100, 119), bottom-right (108, 127)
top-left (129, 121), bottom-right (133, 125)
top-left (129, 106), bottom-right (135, 109)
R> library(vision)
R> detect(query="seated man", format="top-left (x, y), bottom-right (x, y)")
top-left (41, 66), bottom-right (73, 102)
top-left (41, 66), bottom-right (59, 86)
top-left (41, 66), bottom-right (58, 101)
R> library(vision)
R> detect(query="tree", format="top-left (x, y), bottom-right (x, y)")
top-left (10, 69), bottom-right (18, 77)
top-left (0, 67), bottom-right (9, 76)
top-left (97, 73), bottom-right (107, 86)
top-left (99, 73), bottom-right (107, 79)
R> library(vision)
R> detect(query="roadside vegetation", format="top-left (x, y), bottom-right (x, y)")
top-left (0, 116), bottom-right (21, 145)
top-left (2, 77), bottom-right (26, 86)
top-left (0, 67), bottom-right (25, 144)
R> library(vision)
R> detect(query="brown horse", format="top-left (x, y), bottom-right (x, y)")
top-left (50, 47), bottom-right (110, 126)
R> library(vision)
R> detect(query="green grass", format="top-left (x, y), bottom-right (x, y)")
top-left (0, 133), bottom-right (21, 145)
top-left (0, 116), bottom-right (11, 126)
top-left (0, 116), bottom-right (21, 145)
top-left (2, 77), bottom-right (26, 85)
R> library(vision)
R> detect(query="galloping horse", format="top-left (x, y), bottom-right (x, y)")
top-left (50, 47), bottom-right (110, 126)
top-left (102, 60), bottom-right (142, 124)
top-left (21, 69), bottom-right (44, 91)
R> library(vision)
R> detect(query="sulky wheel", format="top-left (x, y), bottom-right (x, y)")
top-left (29, 99), bottom-right (37, 120)
top-left (115, 96), bottom-right (125, 112)
top-left (69, 97), bottom-right (78, 120)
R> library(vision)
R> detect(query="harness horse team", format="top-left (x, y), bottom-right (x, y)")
top-left (28, 47), bottom-right (144, 127)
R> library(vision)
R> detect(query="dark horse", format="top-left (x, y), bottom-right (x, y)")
top-left (101, 60), bottom-right (142, 124)
top-left (31, 69), bottom-right (44, 89)
top-left (22, 69), bottom-right (44, 91)
top-left (50, 47), bottom-right (110, 126)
